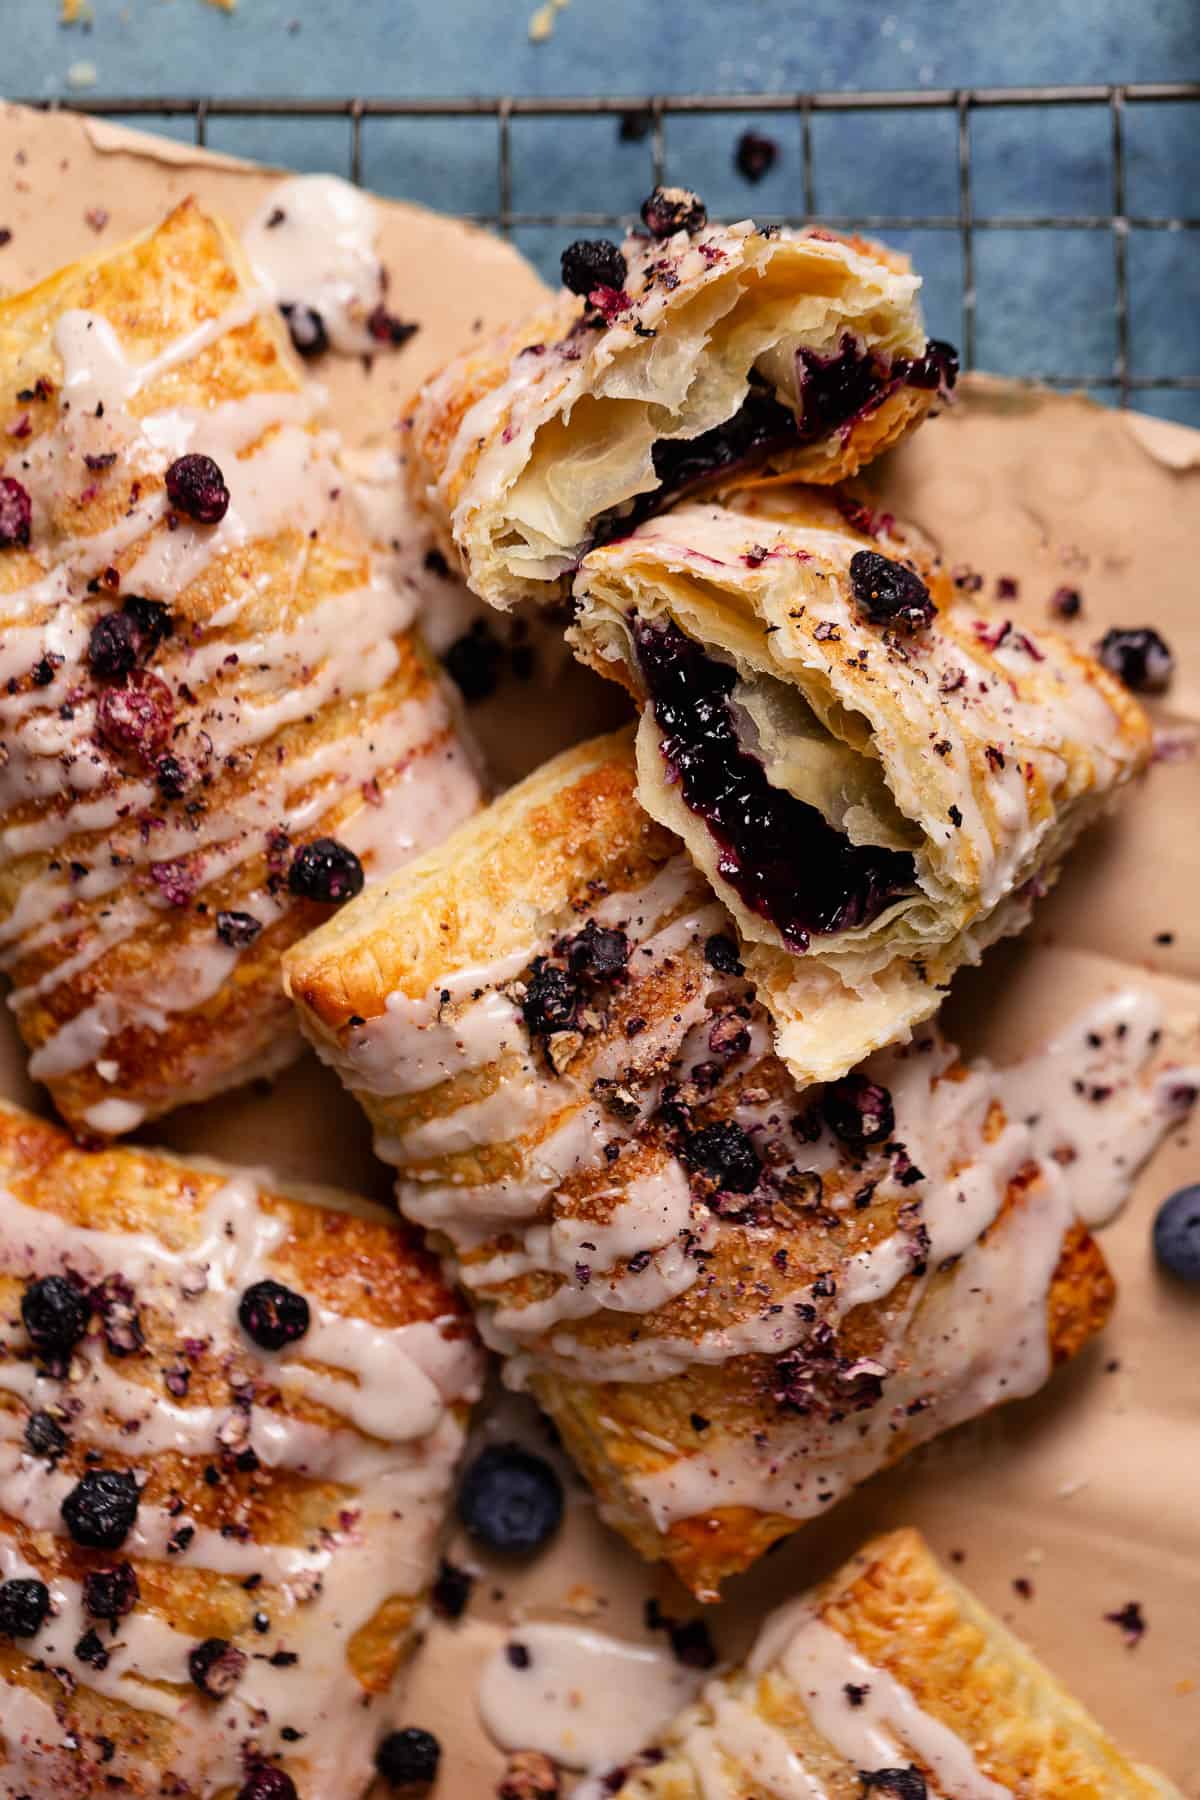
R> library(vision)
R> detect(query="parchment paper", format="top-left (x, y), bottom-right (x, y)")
top-left (0, 101), bottom-right (1196, 1793)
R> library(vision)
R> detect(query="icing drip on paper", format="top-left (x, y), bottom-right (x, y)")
top-left (243, 175), bottom-right (387, 356)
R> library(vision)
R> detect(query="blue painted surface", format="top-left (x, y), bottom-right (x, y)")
top-left (6, 0), bottom-right (1199, 422)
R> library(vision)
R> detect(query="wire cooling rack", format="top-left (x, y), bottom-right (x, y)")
top-left (29, 82), bottom-right (1200, 414)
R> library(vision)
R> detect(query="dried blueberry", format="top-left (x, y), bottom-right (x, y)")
top-left (75, 1628), bottom-right (110, 1668)
top-left (849, 551), bottom-right (935, 633)
top-left (189, 1636), bottom-right (248, 1697)
top-left (93, 1273), bottom-right (143, 1357)
top-left (367, 305), bottom-right (419, 350)
top-left (565, 919), bottom-right (630, 981)
top-left (165, 453), bottom-right (230, 525)
top-left (0, 476), bottom-right (32, 548)
top-left (640, 186), bottom-right (708, 238)
top-left (87, 610), bottom-right (140, 680)
top-left (561, 239), bottom-right (627, 297)
top-left (287, 838), bottom-right (364, 905)
top-left (376, 1727), bottom-right (442, 1789)
top-left (24, 1409), bottom-right (68, 1461)
top-left (280, 302), bottom-right (329, 358)
top-left (0, 1577), bottom-right (51, 1638)
top-left (681, 1120), bottom-right (762, 1194)
top-left (236, 1768), bottom-right (298, 1800)
top-left (666, 1616), bottom-right (717, 1669)
top-left (735, 130), bottom-right (779, 183)
top-left (21, 1274), bottom-right (90, 1359)
top-left (457, 1443), bottom-right (564, 1554)
top-left (1096, 626), bottom-right (1173, 695)
top-left (441, 621), bottom-right (504, 703)
top-left (704, 932), bottom-right (744, 976)
top-left (61, 1469), bottom-right (140, 1549)
top-left (95, 669), bottom-right (174, 762)
top-left (216, 910), bottom-right (263, 950)
top-left (82, 1562), bottom-right (140, 1624)
top-left (1049, 585), bottom-right (1082, 619)
top-left (122, 594), bottom-right (174, 654)
top-left (238, 1278), bottom-right (310, 1351)
top-left (430, 1558), bottom-right (473, 1621)
top-left (859, 1771), bottom-right (927, 1799)
top-left (521, 959), bottom-right (579, 1036)
top-left (1153, 1185), bottom-right (1200, 1282)
top-left (822, 1074), bottom-right (895, 1147)
top-left (155, 753), bottom-right (190, 799)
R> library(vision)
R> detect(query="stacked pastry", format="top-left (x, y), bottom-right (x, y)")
top-left (0, 199), bottom-right (479, 1138)
top-left (286, 192), bottom-right (1190, 1613)
top-left (0, 1100), bottom-right (482, 1797)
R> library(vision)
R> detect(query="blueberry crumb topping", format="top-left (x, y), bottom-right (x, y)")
top-left (520, 959), bottom-right (579, 1038)
top-left (680, 1120), bottom-right (762, 1195)
top-left (457, 1443), bottom-right (564, 1554)
top-left (24, 1409), bottom-right (68, 1461)
top-left (0, 476), bottom-right (32, 548)
top-left (216, 909), bottom-right (263, 950)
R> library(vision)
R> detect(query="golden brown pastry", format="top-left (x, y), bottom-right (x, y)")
top-left (610, 1528), bottom-right (1183, 1799)
top-left (408, 205), bottom-right (955, 610)
top-left (569, 485), bottom-right (1151, 1084)
top-left (0, 1099), bottom-right (482, 1798)
top-left (285, 733), bottom-right (1192, 1598)
top-left (0, 199), bottom-right (480, 1138)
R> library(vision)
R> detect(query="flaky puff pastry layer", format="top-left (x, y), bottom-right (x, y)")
top-left (407, 220), bottom-right (950, 610)
top-left (285, 732), bottom-right (1129, 1600)
top-left (0, 1099), bottom-right (482, 1800)
top-left (570, 485), bottom-right (1150, 1085)
top-left (611, 1529), bottom-right (1182, 1799)
top-left (0, 199), bottom-right (479, 1139)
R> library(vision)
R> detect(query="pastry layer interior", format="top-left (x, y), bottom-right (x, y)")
top-left (0, 1099), bottom-right (482, 1799)
top-left (570, 485), bottom-right (1151, 1084)
top-left (281, 732), bottom-right (1198, 1599)
top-left (609, 1527), bottom-right (1183, 1799)
top-left (0, 199), bottom-right (480, 1137)
top-left (408, 222), bottom-right (952, 609)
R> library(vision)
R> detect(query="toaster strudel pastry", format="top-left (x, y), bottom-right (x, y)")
top-left (609, 1528), bottom-right (1183, 1799)
top-left (0, 199), bottom-right (480, 1138)
top-left (408, 206), bottom-right (955, 610)
top-left (0, 1099), bottom-right (482, 1798)
top-left (569, 486), bottom-right (1151, 1083)
top-left (285, 733), bottom-right (1188, 1597)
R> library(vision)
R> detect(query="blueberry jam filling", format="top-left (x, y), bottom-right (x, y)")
top-left (633, 619), bottom-right (915, 951)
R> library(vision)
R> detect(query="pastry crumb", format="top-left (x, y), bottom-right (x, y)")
top-left (65, 59), bottom-right (97, 89)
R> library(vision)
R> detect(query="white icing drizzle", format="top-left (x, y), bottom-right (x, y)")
top-left (243, 176), bottom-right (386, 356)
top-left (0, 1165), bottom-right (483, 1796)
top-left (478, 1622), bottom-right (701, 1773)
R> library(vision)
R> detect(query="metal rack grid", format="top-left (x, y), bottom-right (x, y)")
top-left (26, 82), bottom-right (1200, 409)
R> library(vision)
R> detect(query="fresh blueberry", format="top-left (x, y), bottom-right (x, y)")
top-left (375, 1727), bottom-right (442, 1788)
top-left (1153, 1185), bottom-right (1200, 1281)
top-left (21, 1274), bottom-right (90, 1359)
top-left (0, 1578), bottom-right (51, 1638)
top-left (61, 1469), bottom-right (141, 1549)
top-left (287, 838), bottom-right (364, 904)
top-left (457, 1443), bottom-right (564, 1554)
top-left (238, 1279), bottom-right (310, 1352)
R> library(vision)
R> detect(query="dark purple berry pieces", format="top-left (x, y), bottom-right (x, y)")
top-left (1049, 585), bottom-right (1082, 619)
top-left (216, 910), bottom-right (263, 950)
top-left (88, 610), bottom-right (140, 680)
top-left (822, 1074), bottom-right (895, 1147)
top-left (0, 1577), bottom-right (51, 1638)
top-left (287, 837), bottom-right (364, 904)
top-left (430, 1558), bottom-right (473, 1621)
top-left (704, 932), bottom-right (743, 976)
top-left (122, 594), bottom-right (174, 653)
top-left (457, 1443), bottom-right (564, 1554)
top-left (61, 1469), bottom-right (140, 1549)
top-left (236, 1767), bottom-right (298, 1800)
top-left (21, 1274), bottom-right (89, 1358)
top-left (0, 476), bottom-right (32, 548)
top-left (666, 1616), bottom-right (717, 1669)
top-left (849, 551), bottom-right (935, 633)
top-left (165, 453), bottom-right (230, 525)
top-left (561, 239), bottom-right (627, 298)
top-left (735, 129), bottom-right (779, 183)
top-left (96, 670), bottom-right (174, 763)
top-left (367, 305), bottom-right (419, 350)
top-left (82, 1562), bottom-right (139, 1625)
top-left (1096, 627), bottom-right (1173, 695)
top-left (24, 1409), bottom-right (68, 1461)
top-left (238, 1279), bottom-right (310, 1351)
top-left (75, 1628), bottom-right (110, 1668)
top-left (681, 1120), bottom-right (762, 1195)
top-left (155, 753), bottom-right (189, 799)
top-left (565, 919), bottom-right (629, 981)
top-left (376, 1727), bottom-right (442, 1789)
top-left (858, 1771), bottom-right (927, 1799)
top-left (640, 187), bottom-right (708, 238)
top-left (442, 621), bottom-right (504, 703)
top-left (1153, 1185), bottom-right (1200, 1282)
top-left (189, 1636), bottom-right (248, 1697)
top-left (281, 302), bottom-right (329, 358)
top-left (521, 959), bottom-right (579, 1037)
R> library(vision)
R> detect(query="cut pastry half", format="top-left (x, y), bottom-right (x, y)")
top-left (609, 1527), bottom-right (1183, 1799)
top-left (569, 485), bottom-right (1151, 1084)
top-left (408, 204), bottom-right (956, 610)
top-left (285, 733), bottom-right (1189, 1598)
top-left (0, 199), bottom-right (480, 1137)
top-left (0, 1100), bottom-right (482, 1799)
